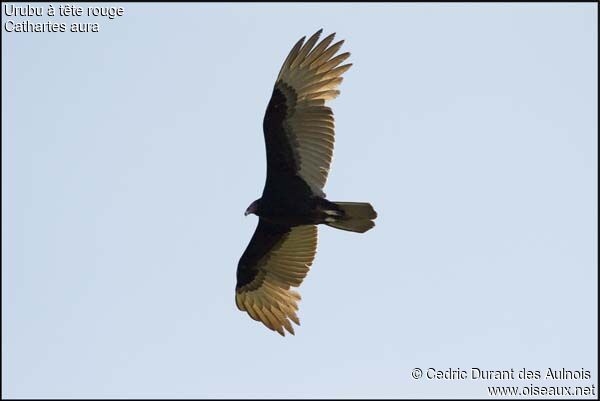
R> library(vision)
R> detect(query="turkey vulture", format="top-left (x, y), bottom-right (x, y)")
top-left (236, 30), bottom-right (377, 336)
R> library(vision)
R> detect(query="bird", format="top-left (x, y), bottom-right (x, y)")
top-left (236, 29), bottom-right (377, 336)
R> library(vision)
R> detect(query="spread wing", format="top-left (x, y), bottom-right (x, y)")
top-left (236, 221), bottom-right (317, 336)
top-left (262, 29), bottom-right (351, 197)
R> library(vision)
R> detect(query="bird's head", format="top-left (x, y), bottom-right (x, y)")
top-left (244, 199), bottom-right (260, 216)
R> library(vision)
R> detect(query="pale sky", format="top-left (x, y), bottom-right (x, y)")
top-left (2, 3), bottom-right (597, 399)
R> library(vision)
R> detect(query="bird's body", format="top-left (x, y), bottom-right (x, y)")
top-left (236, 30), bottom-right (377, 336)
top-left (253, 180), bottom-right (340, 226)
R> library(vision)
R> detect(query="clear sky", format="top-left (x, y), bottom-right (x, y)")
top-left (2, 3), bottom-right (597, 399)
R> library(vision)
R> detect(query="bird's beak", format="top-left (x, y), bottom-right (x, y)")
top-left (244, 210), bottom-right (250, 216)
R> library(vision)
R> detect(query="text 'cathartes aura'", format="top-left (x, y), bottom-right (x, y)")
top-left (236, 30), bottom-right (377, 336)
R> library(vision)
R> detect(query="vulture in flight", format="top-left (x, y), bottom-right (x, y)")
top-left (236, 30), bottom-right (377, 336)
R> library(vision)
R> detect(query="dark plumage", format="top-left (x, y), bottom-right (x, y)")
top-left (236, 30), bottom-right (377, 336)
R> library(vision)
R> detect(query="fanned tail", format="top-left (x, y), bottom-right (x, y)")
top-left (324, 202), bottom-right (377, 233)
